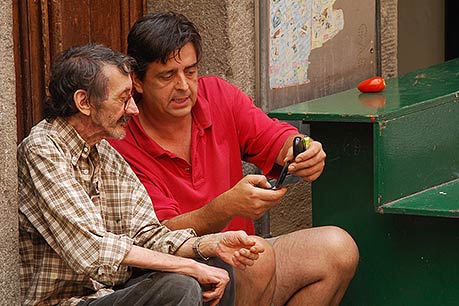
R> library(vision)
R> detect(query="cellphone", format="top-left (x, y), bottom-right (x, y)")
top-left (271, 136), bottom-right (309, 189)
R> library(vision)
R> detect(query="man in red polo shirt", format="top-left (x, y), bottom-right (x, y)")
top-left (109, 11), bottom-right (359, 306)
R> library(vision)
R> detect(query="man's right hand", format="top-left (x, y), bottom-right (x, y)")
top-left (161, 174), bottom-right (288, 234)
top-left (191, 261), bottom-right (230, 306)
top-left (223, 174), bottom-right (287, 220)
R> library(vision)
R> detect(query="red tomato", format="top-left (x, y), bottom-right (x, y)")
top-left (357, 76), bottom-right (386, 93)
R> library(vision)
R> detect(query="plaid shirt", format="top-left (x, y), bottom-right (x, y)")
top-left (18, 118), bottom-right (195, 306)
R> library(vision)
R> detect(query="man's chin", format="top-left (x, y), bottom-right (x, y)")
top-left (107, 127), bottom-right (127, 140)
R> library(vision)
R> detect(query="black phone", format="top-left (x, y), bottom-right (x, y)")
top-left (271, 136), bottom-right (309, 189)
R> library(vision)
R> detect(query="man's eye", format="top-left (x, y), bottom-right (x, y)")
top-left (120, 94), bottom-right (132, 104)
top-left (161, 74), bottom-right (174, 81)
top-left (186, 69), bottom-right (197, 76)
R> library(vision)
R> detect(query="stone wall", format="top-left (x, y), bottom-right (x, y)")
top-left (147, 0), bottom-right (312, 235)
top-left (0, 2), bottom-right (400, 304)
top-left (0, 0), bottom-right (20, 304)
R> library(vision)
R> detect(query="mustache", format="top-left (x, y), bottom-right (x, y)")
top-left (117, 115), bottom-right (131, 124)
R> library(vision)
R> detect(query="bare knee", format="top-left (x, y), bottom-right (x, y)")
top-left (247, 235), bottom-right (276, 281)
top-left (321, 226), bottom-right (359, 276)
top-left (234, 235), bottom-right (276, 305)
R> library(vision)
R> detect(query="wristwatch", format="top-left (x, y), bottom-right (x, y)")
top-left (192, 236), bottom-right (210, 261)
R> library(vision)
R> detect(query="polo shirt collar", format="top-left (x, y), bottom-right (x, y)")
top-left (191, 94), bottom-right (212, 130)
top-left (130, 96), bottom-right (212, 158)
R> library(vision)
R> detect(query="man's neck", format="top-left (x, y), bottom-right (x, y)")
top-left (138, 106), bottom-right (193, 163)
top-left (67, 114), bottom-right (103, 146)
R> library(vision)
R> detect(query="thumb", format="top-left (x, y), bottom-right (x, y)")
top-left (246, 174), bottom-right (271, 189)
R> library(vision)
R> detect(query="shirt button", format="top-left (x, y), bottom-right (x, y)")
top-left (72, 156), bottom-right (77, 162)
top-left (82, 169), bottom-right (89, 175)
top-left (83, 147), bottom-right (89, 153)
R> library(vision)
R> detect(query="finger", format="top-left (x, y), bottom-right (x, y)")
top-left (209, 299), bottom-right (221, 306)
top-left (263, 187), bottom-right (288, 200)
top-left (289, 157), bottom-right (325, 176)
top-left (283, 146), bottom-right (294, 163)
top-left (233, 249), bottom-right (259, 268)
top-left (233, 254), bottom-right (255, 268)
top-left (294, 142), bottom-right (324, 163)
top-left (249, 244), bottom-right (265, 254)
top-left (239, 248), bottom-right (260, 260)
top-left (239, 235), bottom-right (257, 247)
top-left (292, 152), bottom-right (325, 169)
top-left (294, 162), bottom-right (325, 181)
top-left (232, 255), bottom-right (248, 270)
top-left (202, 287), bottom-right (224, 303)
top-left (245, 174), bottom-right (270, 186)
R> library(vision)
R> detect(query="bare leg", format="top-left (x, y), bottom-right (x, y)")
top-left (234, 236), bottom-right (277, 306)
top-left (272, 226), bottom-right (359, 306)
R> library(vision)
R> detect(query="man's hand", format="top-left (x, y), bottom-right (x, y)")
top-left (214, 231), bottom-right (265, 270)
top-left (286, 138), bottom-right (326, 182)
top-left (191, 262), bottom-right (230, 306)
top-left (222, 174), bottom-right (287, 220)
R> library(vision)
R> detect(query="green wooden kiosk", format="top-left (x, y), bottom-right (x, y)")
top-left (268, 59), bottom-right (459, 305)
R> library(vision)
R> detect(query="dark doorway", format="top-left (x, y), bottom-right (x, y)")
top-left (445, 0), bottom-right (459, 60)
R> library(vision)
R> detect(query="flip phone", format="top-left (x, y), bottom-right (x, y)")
top-left (272, 136), bottom-right (310, 189)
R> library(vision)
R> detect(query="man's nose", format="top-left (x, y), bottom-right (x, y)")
top-left (125, 97), bottom-right (139, 116)
top-left (175, 73), bottom-right (190, 91)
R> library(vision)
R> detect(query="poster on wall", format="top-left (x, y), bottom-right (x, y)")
top-left (259, 0), bottom-right (376, 110)
top-left (269, 0), bottom-right (344, 89)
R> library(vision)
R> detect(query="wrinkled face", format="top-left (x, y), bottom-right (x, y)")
top-left (133, 42), bottom-right (199, 120)
top-left (92, 65), bottom-right (139, 139)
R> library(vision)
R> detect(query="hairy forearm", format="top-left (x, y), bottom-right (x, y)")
top-left (122, 245), bottom-right (198, 274)
top-left (163, 194), bottom-right (235, 235)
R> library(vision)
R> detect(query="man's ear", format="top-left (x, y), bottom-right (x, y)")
top-left (74, 89), bottom-right (91, 116)
top-left (132, 73), bottom-right (144, 94)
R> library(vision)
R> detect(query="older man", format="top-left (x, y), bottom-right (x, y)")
top-left (109, 12), bottom-right (359, 306)
top-left (18, 43), bottom-right (267, 306)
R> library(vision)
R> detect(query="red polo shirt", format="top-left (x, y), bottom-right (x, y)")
top-left (109, 76), bottom-right (297, 234)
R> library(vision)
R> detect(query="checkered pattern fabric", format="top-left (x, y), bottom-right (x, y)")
top-left (18, 118), bottom-right (195, 306)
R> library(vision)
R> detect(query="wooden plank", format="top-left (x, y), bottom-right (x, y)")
top-left (375, 99), bottom-right (459, 206)
top-left (268, 58), bottom-right (459, 122)
top-left (27, 0), bottom-right (45, 129)
top-left (379, 0), bottom-right (398, 78)
top-left (13, 0), bottom-right (25, 142)
top-left (48, 0), bottom-right (64, 59)
top-left (14, 0), bottom-right (146, 142)
top-left (59, 0), bottom-right (90, 49)
top-left (89, 0), bottom-right (121, 50)
top-left (378, 179), bottom-right (459, 217)
top-left (40, 0), bottom-right (51, 102)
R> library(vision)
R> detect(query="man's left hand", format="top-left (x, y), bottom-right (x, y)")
top-left (286, 139), bottom-right (326, 182)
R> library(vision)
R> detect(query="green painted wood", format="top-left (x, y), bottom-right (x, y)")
top-left (268, 58), bottom-right (459, 123)
top-left (379, 179), bottom-right (459, 217)
top-left (374, 100), bottom-right (459, 210)
top-left (268, 60), bottom-right (459, 305)
top-left (269, 58), bottom-right (459, 217)
top-left (310, 121), bottom-right (459, 306)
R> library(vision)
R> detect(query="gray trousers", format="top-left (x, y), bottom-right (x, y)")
top-left (77, 258), bottom-right (234, 306)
